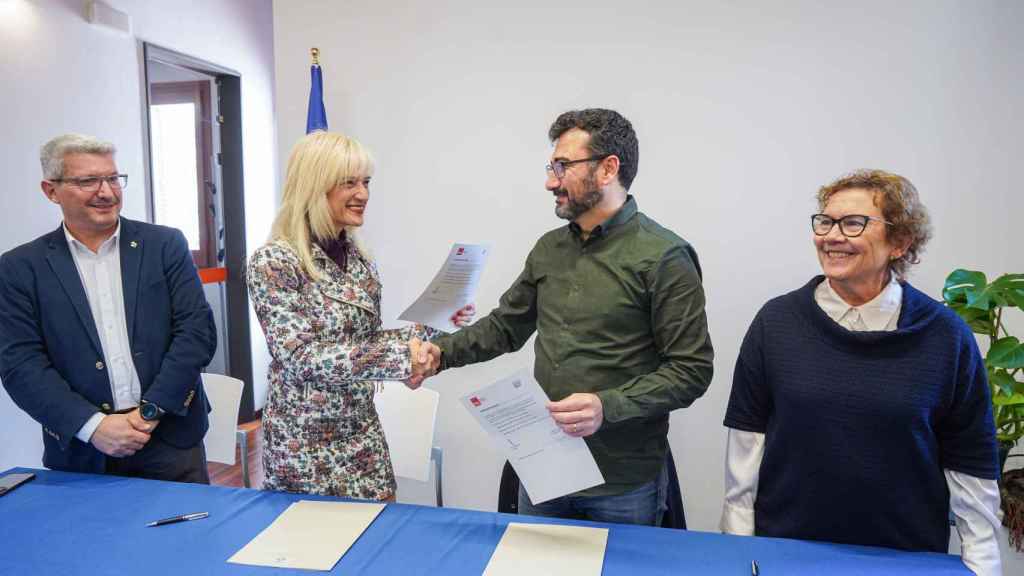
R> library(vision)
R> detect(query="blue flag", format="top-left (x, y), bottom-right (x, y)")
top-left (306, 63), bottom-right (328, 133)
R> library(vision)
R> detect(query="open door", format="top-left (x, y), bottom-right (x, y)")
top-left (142, 43), bottom-right (256, 422)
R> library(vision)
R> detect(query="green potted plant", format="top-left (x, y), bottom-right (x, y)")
top-left (943, 269), bottom-right (1024, 550)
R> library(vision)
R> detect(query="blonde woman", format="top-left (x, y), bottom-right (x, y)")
top-left (247, 131), bottom-right (472, 499)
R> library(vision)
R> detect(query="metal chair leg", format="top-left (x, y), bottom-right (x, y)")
top-left (237, 429), bottom-right (250, 488)
top-left (431, 446), bottom-right (443, 507)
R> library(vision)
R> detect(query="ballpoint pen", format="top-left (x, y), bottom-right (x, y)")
top-left (751, 560), bottom-right (759, 576)
top-left (146, 511), bottom-right (209, 527)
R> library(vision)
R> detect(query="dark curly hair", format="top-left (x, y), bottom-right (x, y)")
top-left (548, 108), bottom-right (639, 190)
top-left (817, 169), bottom-right (933, 280)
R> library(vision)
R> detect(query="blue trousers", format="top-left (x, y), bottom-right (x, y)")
top-left (517, 462), bottom-right (668, 526)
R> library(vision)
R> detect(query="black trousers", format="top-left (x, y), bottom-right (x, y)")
top-left (104, 437), bottom-right (209, 484)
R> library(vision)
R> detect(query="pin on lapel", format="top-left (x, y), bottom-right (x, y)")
top-left (130, 241), bottom-right (138, 248)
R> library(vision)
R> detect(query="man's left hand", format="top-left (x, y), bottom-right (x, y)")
top-left (450, 304), bottom-right (476, 327)
top-left (547, 393), bottom-right (603, 437)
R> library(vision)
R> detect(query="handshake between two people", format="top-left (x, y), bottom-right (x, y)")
top-left (406, 338), bottom-right (442, 390)
top-left (404, 304), bottom-right (475, 390)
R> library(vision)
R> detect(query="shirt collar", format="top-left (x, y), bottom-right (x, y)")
top-left (814, 275), bottom-right (902, 331)
top-left (64, 220), bottom-right (121, 255)
top-left (568, 195), bottom-right (637, 239)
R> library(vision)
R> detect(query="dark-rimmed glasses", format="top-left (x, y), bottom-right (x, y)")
top-left (545, 155), bottom-right (609, 179)
top-left (52, 174), bottom-right (128, 193)
top-left (811, 213), bottom-right (891, 238)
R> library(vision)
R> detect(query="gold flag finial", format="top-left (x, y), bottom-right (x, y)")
top-left (311, 47), bottom-right (320, 66)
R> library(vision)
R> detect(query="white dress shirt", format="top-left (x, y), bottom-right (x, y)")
top-left (64, 223), bottom-right (143, 443)
top-left (721, 277), bottom-right (1003, 576)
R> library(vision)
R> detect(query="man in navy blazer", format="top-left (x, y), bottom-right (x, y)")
top-left (0, 134), bottom-right (217, 482)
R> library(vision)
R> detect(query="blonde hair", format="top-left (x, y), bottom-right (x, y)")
top-left (269, 131), bottom-right (375, 280)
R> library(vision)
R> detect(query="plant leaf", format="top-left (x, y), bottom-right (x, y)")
top-left (943, 269), bottom-right (986, 305)
top-left (990, 370), bottom-right (1018, 396)
top-left (991, 273), bottom-right (1024, 310)
top-left (992, 392), bottom-right (1024, 407)
top-left (949, 303), bottom-right (993, 334)
top-left (987, 337), bottom-right (1024, 370)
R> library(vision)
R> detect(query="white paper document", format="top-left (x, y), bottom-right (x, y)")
top-left (227, 500), bottom-right (385, 571)
top-left (482, 522), bottom-right (609, 576)
top-left (398, 243), bottom-right (489, 332)
top-left (460, 369), bottom-right (604, 504)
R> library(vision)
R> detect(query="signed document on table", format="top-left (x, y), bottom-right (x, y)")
top-left (460, 369), bottom-right (604, 503)
top-left (227, 500), bottom-right (385, 571)
top-left (398, 243), bottom-right (489, 332)
top-left (483, 523), bottom-right (609, 576)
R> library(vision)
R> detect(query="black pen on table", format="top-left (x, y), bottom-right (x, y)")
top-left (146, 511), bottom-right (209, 527)
top-left (751, 560), bottom-right (759, 575)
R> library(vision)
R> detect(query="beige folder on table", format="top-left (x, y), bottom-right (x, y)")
top-left (482, 522), bottom-right (609, 576)
top-left (228, 500), bottom-right (386, 571)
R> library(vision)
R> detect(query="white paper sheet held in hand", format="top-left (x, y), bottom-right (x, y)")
top-left (398, 243), bottom-right (488, 332)
top-left (460, 369), bottom-right (604, 504)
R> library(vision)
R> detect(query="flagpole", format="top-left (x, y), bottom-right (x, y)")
top-left (311, 47), bottom-right (319, 66)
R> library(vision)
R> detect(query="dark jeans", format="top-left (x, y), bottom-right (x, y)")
top-left (517, 462), bottom-right (669, 526)
top-left (104, 438), bottom-right (209, 484)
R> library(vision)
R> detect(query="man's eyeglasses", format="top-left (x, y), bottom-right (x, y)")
top-left (811, 213), bottom-right (892, 238)
top-left (52, 174), bottom-right (128, 193)
top-left (545, 155), bottom-right (609, 179)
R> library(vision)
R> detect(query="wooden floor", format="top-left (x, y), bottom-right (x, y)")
top-left (207, 419), bottom-right (263, 489)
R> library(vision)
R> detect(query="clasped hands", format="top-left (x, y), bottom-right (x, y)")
top-left (404, 304), bottom-right (474, 390)
top-left (90, 408), bottom-right (160, 458)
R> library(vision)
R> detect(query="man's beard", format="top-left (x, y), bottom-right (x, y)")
top-left (554, 172), bottom-right (603, 221)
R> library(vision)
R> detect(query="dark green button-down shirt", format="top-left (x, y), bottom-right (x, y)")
top-left (435, 196), bottom-right (713, 496)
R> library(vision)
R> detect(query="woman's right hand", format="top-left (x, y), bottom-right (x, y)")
top-left (405, 338), bottom-right (441, 389)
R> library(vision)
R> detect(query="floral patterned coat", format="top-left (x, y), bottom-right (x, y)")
top-left (247, 239), bottom-right (434, 500)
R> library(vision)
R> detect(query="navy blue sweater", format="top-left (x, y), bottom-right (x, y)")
top-left (724, 277), bottom-right (998, 552)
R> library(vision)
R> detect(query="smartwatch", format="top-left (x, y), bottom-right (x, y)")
top-left (139, 401), bottom-right (165, 421)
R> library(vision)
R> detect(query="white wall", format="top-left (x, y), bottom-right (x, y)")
top-left (0, 0), bottom-right (277, 470)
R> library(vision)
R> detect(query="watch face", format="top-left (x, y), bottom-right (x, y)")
top-left (141, 403), bottom-right (158, 420)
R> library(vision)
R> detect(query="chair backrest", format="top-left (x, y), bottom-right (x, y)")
top-left (373, 382), bottom-right (439, 482)
top-left (201, 373), bottom-right (244, 466)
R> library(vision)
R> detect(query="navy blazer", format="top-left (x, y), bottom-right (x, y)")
top-left (0, 218), bottom-right (217, 473)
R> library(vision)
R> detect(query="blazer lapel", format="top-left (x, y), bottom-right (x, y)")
top-left (119, 218), bottom-right (142, 340)
top-left (45, 226), bottom-right (103, 355)
top-left (312, 244), bottom-right (378, 315)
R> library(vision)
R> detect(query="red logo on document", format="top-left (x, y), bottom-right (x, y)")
top-left (470, 396), bottom-right (482, 407)
top-left (456, 247), bottom-right (465, 256)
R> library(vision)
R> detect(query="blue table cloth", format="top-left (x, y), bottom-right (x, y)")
top-left (0, 468), bottom-right (969, 575)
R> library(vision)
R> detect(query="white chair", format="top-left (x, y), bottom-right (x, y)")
top-left (201, 373), bottom-right (250, 488)
top-left (373, 382), bottom-right (444, 506)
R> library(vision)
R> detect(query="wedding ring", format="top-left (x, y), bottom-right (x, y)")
top-left (573, 423), bottom-right (578, 433)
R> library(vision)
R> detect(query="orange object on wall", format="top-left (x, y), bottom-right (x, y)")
top-left (198, 267), bottom-right (228, 284)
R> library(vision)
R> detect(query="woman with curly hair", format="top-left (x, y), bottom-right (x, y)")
top-left (721, 170), bottom-right (1001, 574)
